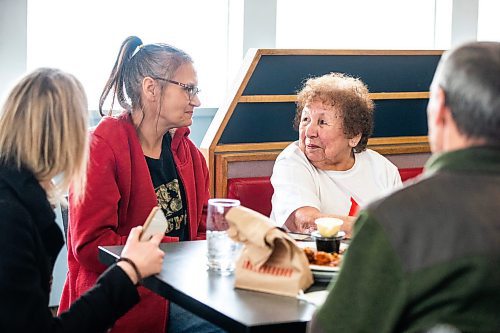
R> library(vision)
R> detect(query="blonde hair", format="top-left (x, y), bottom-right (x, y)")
top-left (0, 68), bottom-right (88, 203)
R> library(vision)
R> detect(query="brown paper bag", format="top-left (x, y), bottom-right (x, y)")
top-left (225, 206), bottom-right (313, 297)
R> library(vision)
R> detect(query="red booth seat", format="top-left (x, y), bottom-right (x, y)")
top-left (398, 167), bottom-right (424, 182)
top-left (227, 177), bottom-right (274, 217)
top-left (226, 167), bottom-right (424, 217)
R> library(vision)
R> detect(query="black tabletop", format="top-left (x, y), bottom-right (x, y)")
top-left (99, 240), bottom-right (322, 333)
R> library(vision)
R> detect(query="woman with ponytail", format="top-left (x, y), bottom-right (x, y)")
top-left (59, 36), bottom-right (218, 332)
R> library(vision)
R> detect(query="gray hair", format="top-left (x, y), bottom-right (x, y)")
top-left (99, 36), bottom-right (193, 116)
top-left (295, 72), bottom-right (374, 153)
top-left (432, 41), bottom-right (500, 144)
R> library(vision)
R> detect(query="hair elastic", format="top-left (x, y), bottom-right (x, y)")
top-left (131, 44), bottom-right (144, 58)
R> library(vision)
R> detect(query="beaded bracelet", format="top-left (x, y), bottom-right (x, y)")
top-left (117, 257), bottom-right (143, 284)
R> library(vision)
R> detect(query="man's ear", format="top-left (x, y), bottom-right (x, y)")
top-left (431, 87), bottom-right (449, 127)
top-left (142, 77), bottom-right (158, 102)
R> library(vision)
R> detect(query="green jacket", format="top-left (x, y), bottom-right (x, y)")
top-left (311, 147), bottom-right (500, 333)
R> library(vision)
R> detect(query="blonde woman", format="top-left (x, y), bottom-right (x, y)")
top-left (0, 68), bottom-right (165, 333)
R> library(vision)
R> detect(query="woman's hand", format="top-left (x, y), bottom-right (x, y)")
top-left (117, 226), bottom-right (165, 284)
top-left (285, 207), bottom-right (356, 238)
top-left (337, 215), bottom-right (356, 239)
top-left (284, 207), bottom-right (318, 233)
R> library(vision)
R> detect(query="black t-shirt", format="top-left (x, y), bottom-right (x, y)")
top-left (145, 134), bottom-right (188, 241)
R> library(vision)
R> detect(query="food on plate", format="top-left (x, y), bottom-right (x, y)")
top-left (303, 247), bottom-right (342, 267)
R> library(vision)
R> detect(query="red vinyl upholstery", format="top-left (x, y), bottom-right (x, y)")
top-left (227, 177), bottom-right (274, 217)
top-left (226, 167), bottom-right (424, 217)
top-left (399, 167), bottom-right (424, 181)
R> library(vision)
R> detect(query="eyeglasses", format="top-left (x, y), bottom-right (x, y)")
top-left (153, 77), bottom-right (200, 100)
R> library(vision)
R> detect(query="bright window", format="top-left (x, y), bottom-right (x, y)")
top-left (276, 0), bottom-right (438, 49)
top-left (478, 0), bottom-right (500, 41)
top-left (27, 0), bottom-right (229, 110)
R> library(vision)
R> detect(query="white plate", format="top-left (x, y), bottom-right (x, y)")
top-left (309, 264), bottom-right (340, 272)
top-left (297, 290), bottom-right (329, 306)
top-left (296, 241), bottom-right (316, 249)
top-left (310, 268), bottom-right (339, 283)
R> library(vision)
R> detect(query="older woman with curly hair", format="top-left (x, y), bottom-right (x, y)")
top-left (270, 73), bottom-right (402, 237)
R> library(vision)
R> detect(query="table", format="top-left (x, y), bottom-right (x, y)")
top-left (99, 240), bottom-right (323, 333)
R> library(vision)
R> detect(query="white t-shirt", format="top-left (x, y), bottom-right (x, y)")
top-left (270, 141), bottom-right (402, 227)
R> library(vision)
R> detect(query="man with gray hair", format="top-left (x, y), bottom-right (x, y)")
top-left (309, 41), bottom-right (500, 332)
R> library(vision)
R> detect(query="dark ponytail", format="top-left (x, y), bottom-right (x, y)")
top-left (99, 36), bottom-right (142, 116)
top-left (99, 35), bottom-right (193, 117)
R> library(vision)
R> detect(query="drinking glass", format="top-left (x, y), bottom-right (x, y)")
top-left (206, 198), bottom-right (241, 275)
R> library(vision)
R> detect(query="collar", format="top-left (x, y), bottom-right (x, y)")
top-left (425, 146), bottom-right (500, 176)
top-left (118, 111), bottom-right (190, 151)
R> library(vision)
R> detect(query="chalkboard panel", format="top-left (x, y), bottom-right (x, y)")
top-left (219, 103), bottom-right (296, 144)
top-left (243, 55), bottom-right (441, 95)
top-left (372, 99), bottom-right (429, 137)
top-left (219, 99), bottom-right (429, 144)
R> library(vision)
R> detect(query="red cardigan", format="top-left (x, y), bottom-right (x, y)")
top-left (59, 113), bottom-right (209, 333)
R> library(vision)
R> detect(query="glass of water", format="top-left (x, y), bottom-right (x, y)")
top-left (206, 198), bottom-right (241, 275)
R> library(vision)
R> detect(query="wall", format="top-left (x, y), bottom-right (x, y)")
top-left (190, 108), bottom-right (218, 147)
top-left (0, 0), bottom-right (27, 103)
top-left (50, 205), bottom-right (67, 306)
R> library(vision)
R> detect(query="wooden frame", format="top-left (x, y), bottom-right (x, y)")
top-left (238, 92), bottom-right (429, 103)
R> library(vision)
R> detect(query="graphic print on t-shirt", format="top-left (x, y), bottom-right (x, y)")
top-left (155, 179), bottom-right (186, 233)
top-left (145, 133), bottom-right (188, 240)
